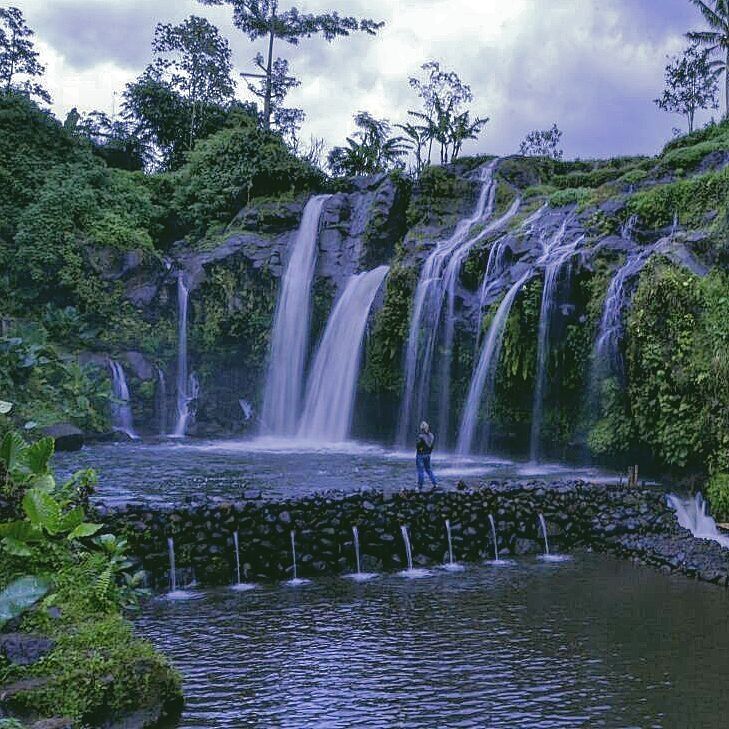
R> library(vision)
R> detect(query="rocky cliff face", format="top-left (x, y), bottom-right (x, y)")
top-left (80, 142), bottom-right (727, 476)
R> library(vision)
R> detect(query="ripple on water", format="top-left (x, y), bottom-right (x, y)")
top-left (135, 554), bottom-right (729, 728)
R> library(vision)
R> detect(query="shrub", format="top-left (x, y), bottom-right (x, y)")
top-left (549, 187), bottom-right (593, 208)
top-left (174, 113), bottom-right (324, 236)
top-left (707, 472), bottom-right (729, 521)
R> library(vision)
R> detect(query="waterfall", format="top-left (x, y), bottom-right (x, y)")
top-left (537, 514), bottom-right (551, 555)
top-left (437, 195), bottom-right (522, 441)
top-left (591, 246), bottom-right (656, 387)
top-left (262, 195), bottom-right (331, 435)
top-left (397, 161), bottom-right (498, 447)
top-left (287, 530), bottom-right (310, 585)
top-left (109, 360), bottom-right (139, 440)
top-left (297, 265), bottom-right (389, 442)
top-left (156, 367), bottom-right (168, 437)
top-left (668, 493), bottom-right (729, 549)
top-left (231, 530), bottom-right (256, 591)
top-left (456, 271), bottom-right (533, 456)
top-left (488, 514), bottom-right (500, 562)
top-left (528, 226), bottom-right (583, 462)
top-left (172, 273), bottom-right (194, 438)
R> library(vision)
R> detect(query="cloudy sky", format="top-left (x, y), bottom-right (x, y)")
top-left (15, 0), bottom-right (717, 159)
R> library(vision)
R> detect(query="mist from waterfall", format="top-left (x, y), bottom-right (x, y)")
top-left (109, 360), bottom-right (139, 439)
top-left (298, 265), bottom-right (389, 442)
top-left (397, 160), bottom-right (498, 447)
top-left (261, 195), bottom-right (331, 436)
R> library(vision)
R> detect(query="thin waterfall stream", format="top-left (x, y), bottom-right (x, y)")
top-left (109, 360), bottom-right (139, 440)
top-left (347, 525), bottom-right (377, 581)
top-left (231, 530), bottom-right (256, 591)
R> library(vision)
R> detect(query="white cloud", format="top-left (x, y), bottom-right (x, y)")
top-left (15, 0), bottom-right (709, 158)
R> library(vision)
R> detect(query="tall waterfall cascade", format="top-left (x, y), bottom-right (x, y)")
top-left (528, 224), bottom-right (585, 462)
top-left (397, 160), bottom-right (503, 446)
top-left (261, 195), bottom-right (331, 435)
top-left (456, 271), bottom-right (533, 456)
top-left (109, 360), bottom-right (139, 440)
top-left (668, 493), bottom-right (729, 549)
top-left (298, 265), bottom-right (389, 442)
top-left (173, 273), bottom-right (198, 438)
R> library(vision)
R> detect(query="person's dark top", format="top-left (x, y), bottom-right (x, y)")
top-left (416, 432), bottom-right (435, 455)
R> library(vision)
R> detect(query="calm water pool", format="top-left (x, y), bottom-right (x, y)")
top-left (136, 554), bottom-right (729, 728)
top-left (54, 438), bottom-right (619, 505)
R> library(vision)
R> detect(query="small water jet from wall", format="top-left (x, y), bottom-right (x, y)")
top-left (166, 537), bottom-right (198, 599)
top-left (485, 514), bottom-right (512, 566)
top-left (442, 519), bottom-right (464, 572)
top-left (398, 525), bottom-right (431, 578)
top-left (537, 514), bottom-right (570, 563)
top-left (287, 530), bottom-right (310, 586)
top-left (231, 530), bottom-right (256, 591)
top-left (346, 526), bottom-right (377, 581)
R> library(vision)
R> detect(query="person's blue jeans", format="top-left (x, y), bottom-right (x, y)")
top-left (416, 454), bottom-right (437, 487)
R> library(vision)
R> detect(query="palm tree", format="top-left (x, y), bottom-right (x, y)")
top-left (688, 0), bottom-right (729, 118)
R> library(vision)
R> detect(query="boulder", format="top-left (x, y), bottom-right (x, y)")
top-left (41, 423), bottom-right (84, 452)
top-left (0, 633), bottom-right (55, 666)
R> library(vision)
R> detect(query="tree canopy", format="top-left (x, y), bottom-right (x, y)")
top-left (0, 6), bottom-right (50, 103)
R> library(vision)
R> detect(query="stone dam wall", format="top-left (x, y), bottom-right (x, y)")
top-left (96, 481), bottom-right (729, 590)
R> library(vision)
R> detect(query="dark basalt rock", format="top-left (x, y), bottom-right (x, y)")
top-left (0, 633), bottom-right (55, 666)
top-left (40, 423), bottom-right (84, 452)
top-left (99, 479), bottom-right (729, 592)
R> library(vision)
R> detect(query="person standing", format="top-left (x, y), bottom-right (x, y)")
top-left (416, 421), bottom-right (437, 488)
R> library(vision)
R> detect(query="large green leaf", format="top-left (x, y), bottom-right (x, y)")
top-left (2, 537), bottom-right (33, 557)
top-left (0, 431), bottom-right (28, 471)
top-left (0, 576), bottom-right (51, 628)
top-left (22, 488), bottom-right (61, 533)
top-left (67, 522), bottom-right (102, 540)
top-left (59, 506), bottom-right (85, 532)
top-left (26, 437), bottom-right (54, 475)
top-left (0, 521), bottom-right (43, 543)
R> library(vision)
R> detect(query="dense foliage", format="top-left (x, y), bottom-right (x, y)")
top-left (0, 425), bottom-right (181, 724)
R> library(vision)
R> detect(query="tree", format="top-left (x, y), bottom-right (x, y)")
top-left (687, 0), bottom-right (729, 118)
top-left (406, 61), bottom-right (488, 166)
top-left (75, 111), bottom-right (147, 171)
top-left (198, 0), bottom-right (383, 129)
top-left (519, 124), bottom-right (564, 159)
top-left (245, 55), bottom-right (304, 143)
top-left (0, 6), bottom-right (50, 103)
top-left (655, 43), bottom-right (720, 132)
top-left (328, 112), bottom-right (407, 177)
top-left (123, 16), bottom-right (236, 169)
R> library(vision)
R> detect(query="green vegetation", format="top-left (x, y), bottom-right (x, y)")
top-left (361, 265), bottom-right (418, 395)
top-left (624, 262), bottom-right (728, 472)
top-left (0, 425), bottom-right (181, 726)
